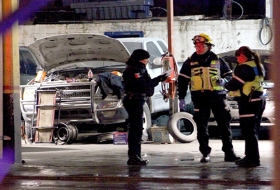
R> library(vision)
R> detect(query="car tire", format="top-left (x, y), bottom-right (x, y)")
top-left (142, 103), bottom-right (152, 141)
top-left (167, 112), bottom-right (197, 143)
top-left (56, 123), bottom-right (77, 144)
top-left (67, 124), bottom-right (78, 143)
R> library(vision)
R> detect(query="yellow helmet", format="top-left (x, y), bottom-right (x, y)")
top-left (192, 33), bottom-right (214, 46)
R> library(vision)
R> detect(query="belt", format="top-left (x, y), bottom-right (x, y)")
top-left (125, 92), bottom-right (146, 96)
top-left (125, 92), bottom-right (147, 99)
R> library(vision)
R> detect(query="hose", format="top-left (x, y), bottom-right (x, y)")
top-left (149, 7), bottom-right (167, 17)
top-left (160, 52), bottom-right (179, 102)
top-left (259, 17), bottom-right (273, 45)
top-left (223, 0), bottom-right (244, 20)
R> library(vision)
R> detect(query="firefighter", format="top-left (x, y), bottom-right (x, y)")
top-left (122, 49), bottom-right (168, 165)
top-left (222, 46), bottom-right (266, 167)
top-left (178, 33), bottom-right (240, 163)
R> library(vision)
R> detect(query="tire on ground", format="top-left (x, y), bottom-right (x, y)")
top-left (56, 123), bottom-right (77, 144)
top-left (142, 103), bottom-right (152, 141)
top-left (67, 124), bottom-right (78, 143)
top-left (167, 112), bottom-right (197, 143)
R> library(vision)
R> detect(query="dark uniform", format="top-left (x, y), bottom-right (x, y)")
top-left (178, 49), bottom-right (239, 162)
top-left (122, 49), bottom-right (167, 165)
top-left (225, 59), bottom-right (266, 167)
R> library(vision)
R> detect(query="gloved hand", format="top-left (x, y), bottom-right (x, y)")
top-left (158, 73), bottom-right (169, 82)
top-left (179, 99), bottom-right (186, 110)
top-left (216, 78), bottom-right (227, 86)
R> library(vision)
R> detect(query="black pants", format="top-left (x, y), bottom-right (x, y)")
top-left (192, 94), bottom-right (233, 156)
top-left (123, 96), bottom-right (145, 158)
top-left (238, 96), bottom-right (266, 163)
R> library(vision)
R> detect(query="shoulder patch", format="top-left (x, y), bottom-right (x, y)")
top-left (134, 73), bottom-right (141, 78)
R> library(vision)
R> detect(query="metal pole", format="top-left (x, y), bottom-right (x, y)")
top-left (0, 0), bottom-right (3, 161)
top-left (2, 0), bottom-right (21, 164)
top-left (166, 0), bottom-right (177, 116)
top-left (272, 0), bottom-right (280, 188)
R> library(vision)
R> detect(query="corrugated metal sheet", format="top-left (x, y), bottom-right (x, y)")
top-left (66, 0), bottom-right (154, 20)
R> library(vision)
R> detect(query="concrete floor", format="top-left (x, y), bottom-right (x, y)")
top-left (0, 139), bottom-right (274, 189)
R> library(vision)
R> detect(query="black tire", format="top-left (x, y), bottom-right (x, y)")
top-left (56, 123), bottom-right (75, 144)
top-left (167, 112), bottom-right (197, 143)
top-left (67, 124), bottom-right (78, 143)
top-left (142, 103), bottom-right (152, 141)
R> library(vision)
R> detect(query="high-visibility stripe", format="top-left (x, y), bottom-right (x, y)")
top-left (240, 114), bottom-right (254, 118)
top-left (194, 108), bottom-right (199, 112)
top-left (223, 70), bottom-right (233, 76)
top-left (233, 75), bottom-right (245, 84)
top-left (179, 73), bottom-right (190, 79)
top-left (250, 98), bottom-right (261, 102)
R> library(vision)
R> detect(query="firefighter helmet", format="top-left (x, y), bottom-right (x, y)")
top-left (192, 33), bottom-right (214, 46)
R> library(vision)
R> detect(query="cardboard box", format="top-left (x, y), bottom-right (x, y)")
top-left (113, 132), bottom-right (127, 145)
top-left (151, 126), bottom-right (174, 144)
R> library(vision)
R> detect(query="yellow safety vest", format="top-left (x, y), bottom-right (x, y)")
top-left (190, 60), bottom-right (224, 91)
top-left (229, 61), bottom-right (263, 97)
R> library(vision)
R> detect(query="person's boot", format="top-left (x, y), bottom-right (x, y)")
top-left (127, 155), bottom-right (149, 165)
top-left (224, 152), bottom-right (241, 162)
top-left (235, 157), bottom-right (260, 167)
top-left (200, 154), bottom-right (211, 163)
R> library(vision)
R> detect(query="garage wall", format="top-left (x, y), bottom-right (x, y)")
top-left (18, 18), bottom-right (273, 62)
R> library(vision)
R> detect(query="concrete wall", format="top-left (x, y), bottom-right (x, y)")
top-left (18, 18), bottom-right (273, 62)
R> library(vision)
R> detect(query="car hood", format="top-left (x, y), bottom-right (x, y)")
top-left (28, 34), bottom-right (130, 71)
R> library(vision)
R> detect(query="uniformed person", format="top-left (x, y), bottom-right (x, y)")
top-left (123, 49), bottom-right (168, 165)
top-left (223, 46), bottom-right (266, 167)
top-left (178, 33), bottom-right (240, 163)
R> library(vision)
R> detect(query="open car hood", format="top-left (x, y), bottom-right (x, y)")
top-left (28, 34), bottom-right (130, 71)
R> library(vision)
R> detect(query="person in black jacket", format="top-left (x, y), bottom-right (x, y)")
top-left (123, 49), bottom-right (168, 165)
top-left (177, 33), bottom-right (240, 163)
top-left (223, 46), bottom-right (266, 167)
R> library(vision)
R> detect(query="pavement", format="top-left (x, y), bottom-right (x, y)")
top-left (0, 138), bottom-right (274, 190)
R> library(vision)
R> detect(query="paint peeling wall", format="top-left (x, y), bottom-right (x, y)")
top-left (18, 18), bottom-right (273, 62)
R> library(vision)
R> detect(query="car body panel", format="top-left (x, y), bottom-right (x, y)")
top-left (28, 34), bottom-right (130, 71)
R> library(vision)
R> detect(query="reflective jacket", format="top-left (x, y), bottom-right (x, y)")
top-left (227, 60), bottom-right (264, 97)
top-left (178, 51), bottom-right (232, 99)
top-left (190, 60), bottom-right (225, 91)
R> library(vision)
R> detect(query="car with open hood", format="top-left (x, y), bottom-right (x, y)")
top-left (20, 34), bottom-right (176, 144)
top-left (20, 34), bottom-right (133, 144)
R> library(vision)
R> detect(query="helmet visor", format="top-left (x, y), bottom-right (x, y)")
top-left (192, 36), bottom-right (207, 44)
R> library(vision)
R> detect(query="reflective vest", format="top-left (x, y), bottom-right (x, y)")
top-left (229, 61), bottom-right (264, 97)
top-left (190, 60), bottom-right (224, 91)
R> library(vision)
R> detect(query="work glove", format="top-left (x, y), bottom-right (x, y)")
top-left (179, 99), bottom-right (186, 110)
top-left (216, 78), bottom-right (227, 87)
top-left (158, 73), bottom-right (169, 82)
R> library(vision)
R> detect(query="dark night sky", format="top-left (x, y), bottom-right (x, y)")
top-left (154, 0), bottom-right (265, 17)
top-left (19, 0), bottom-right (266, 19)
